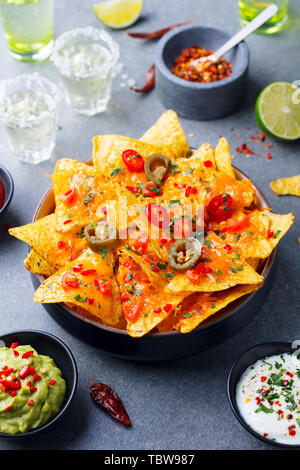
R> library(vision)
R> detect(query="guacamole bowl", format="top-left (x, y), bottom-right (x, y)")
top-left (0, 330), bottom-right (77, 438)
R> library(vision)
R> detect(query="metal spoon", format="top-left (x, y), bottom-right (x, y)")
top-left (190, 4), bottom-right (278, 70)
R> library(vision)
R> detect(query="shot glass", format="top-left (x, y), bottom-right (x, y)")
top-left (239, 0), bottom-right (289, 34)
top-left (0, 0), bottom-right (54, 62)
top-left (51, 27), bottom-right (119, 116)
top-left (0, 73), bottom-right (61, 164)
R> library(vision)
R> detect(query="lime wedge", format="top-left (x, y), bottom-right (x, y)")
top-left (93, 0), bottom-right (143, 29)
top-left (255, 82), bottom-right (300, 141)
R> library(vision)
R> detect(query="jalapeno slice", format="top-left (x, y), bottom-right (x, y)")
top-left (84, 221), bottom-right (119, 252)
top-left (168, 238), bottom-right (202, 271)
top-left (145, 154), bottom-right (171, 185)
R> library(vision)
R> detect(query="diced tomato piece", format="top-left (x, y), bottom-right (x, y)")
top-left (61, 272), bottom-right (79, 291)
top-left (73, 264), bottom-right (83, 273)
top-left (163, 304), bottom-right (172, 313)
top-left (122, 299), bottom-right (142, 322)
top-left (129, 232), bottom-right (149, 254)
top-left (57, 241), bottom-right (66, 249)
top-left (94, 279), bottom-right (112, 296)
top-left (224, 216), bottom-right (249, 233)
top-left (61, 187), bottom-right (77, 206)
top-left (203, 160), bottom-right (213, 168)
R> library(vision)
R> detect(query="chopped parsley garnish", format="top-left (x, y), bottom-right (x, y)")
top-left (255, 403), bottom-right (274, 414)
top-left (83, 192), bottom-right (94, 205)
top-left (111, 168), bottom-right (123, 176)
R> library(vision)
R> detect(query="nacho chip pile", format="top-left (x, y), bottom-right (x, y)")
top-left (10, 110), bottom-right (294, 337)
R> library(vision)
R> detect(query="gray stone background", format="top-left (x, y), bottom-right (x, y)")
top-left (0, 0), bottom-right (299, 450)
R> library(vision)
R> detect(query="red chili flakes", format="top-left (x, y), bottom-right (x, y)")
top-left (266, 152), bottom-right (272, 160)
top-left (236, 143), bottom-right (255, 155)
top-left (172, 46), bottom-right (232, 83)
top-left (49, 379), bottom-right (56, 386)
top-left (260, 376), bottom-right (267, 382)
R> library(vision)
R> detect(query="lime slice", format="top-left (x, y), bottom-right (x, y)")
top-left (93, 0), bottom-right (143, 29)
top-left (255, 82), bottom-right (300, 141)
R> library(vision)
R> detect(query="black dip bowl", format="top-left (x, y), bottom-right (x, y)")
top-left (0, 163), bottom-right (13, 217)
top-left (155, 23), bottom-right (249, 120)
top-left (227, 341), bottom-right (300, 449)
top-left (0, 330), bottom-right (77, 438)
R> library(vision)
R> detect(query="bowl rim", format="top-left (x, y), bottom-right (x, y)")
top-left (0, 329), bottom-right (78, 438)
top-left (156, 23), bottom-right (249, 90)
top-left (227, 341), bottom-right (300, 449)
top-left (32, 161), bottom-right (276, 339)
top-left (0, 163), bottom-right (14, 216)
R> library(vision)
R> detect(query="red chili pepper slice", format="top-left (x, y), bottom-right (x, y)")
top-left (206, 194), bottom-right (233, 222)
top-left (73, 264), bottom-right (83, 273)
top-left (19, 366), bottom-right (35, 379)
top-left (13, 351), bottom-right (19, 358)
top-left (10, 342), bottom-right (19, 349)
top-left (130, 64), bottom-right (155, 93)
top-left (80, 269), bottom-right (97, 276)
top-left (27, 399), bottom-right (34, 407)
top-left (22, 351), bottom-right (34, 359)
top-left (90, 381), bottom-right (131, 427)
top-left (49, 379), bottom-right (56, 386)
top-left (122, 149), bottom-right (144, 172)
top-left (61, 272), bottom-right (79, 291)
top-left (0, 379), bottom-right (21, 390)
top-left (94, 279), bottom-right (112, 296)
top-left (57, 241), bottom-right (66, 249)
top-left (145, 203), bottom-right (170, 229)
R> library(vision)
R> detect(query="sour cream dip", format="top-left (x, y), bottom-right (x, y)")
top-left (236, 352), bottom-right (300, 445)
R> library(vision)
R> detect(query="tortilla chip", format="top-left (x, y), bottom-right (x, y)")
top-left (117, 251), bottom-right (183, 337)
top-left (192, 143), bottom-right (216, 168)
top-left (270, 175), bottom-right (300, 197)
top-left (9, 214), bottom-right (87, 270)
top-left (213, 210), bottom-right (294, 259)
top-left (265, 212), bottom-right (295, 250)
top-left (93, 135), bottom-right (174, 185)
top-left (34, 249), bottom-right (121, 326)
top-left (215, 137), bottom-right (235, 179)
top-left (24, 249), bottom-right (56, 276)
top-left (165, 233), bottom-right (263, 294)
top-left (246, 257), bottom-right (261, 271)
top-left (140, 110), bottom-right (190, 158)
top-left (160, 283), bottom-right (262, 333)
top-left (52, 158), bottom-right (116, 232)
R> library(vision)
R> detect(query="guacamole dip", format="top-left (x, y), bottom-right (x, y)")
top-left (0, 344), bottom-right (66, 434)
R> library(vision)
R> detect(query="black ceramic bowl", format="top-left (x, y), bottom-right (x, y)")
top-left (155, 24), bottom-right (249, 120)
top-left (0, 330), bottom-right (77, 438)
top-left (30, 164), bottom-right (276, 362)
top-left (227, 342), bottom-right (300, 449)
top-left (0, 163), bottom-right (14, 216)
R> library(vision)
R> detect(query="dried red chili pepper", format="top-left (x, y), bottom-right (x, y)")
top-left (126, 20), bottom-right (194, 39)
top-left (89, 381), bottom-right (131, 427)
top-left (130, 64), bottom-right (155, 93)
